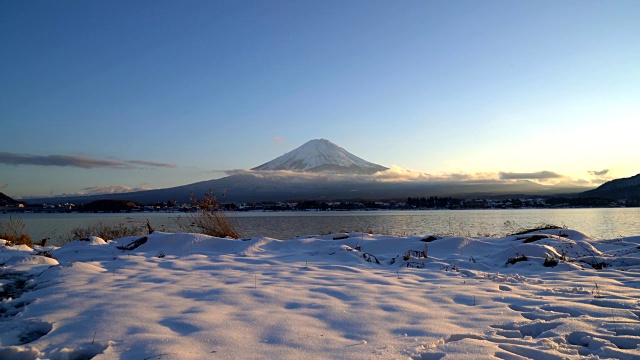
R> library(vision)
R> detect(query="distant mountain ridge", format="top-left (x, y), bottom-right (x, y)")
top-left (26, 174), bottom-right (580, 205)
top-left (580, 173), bottom-right (640, 199)
top-left (252, 139), bottom-right (388, 174)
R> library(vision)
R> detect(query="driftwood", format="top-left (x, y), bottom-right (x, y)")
top-left (518, 234), bottom-right (552, 243)
top-left (117, 236), bottom-right (148, 251)
top-left (506, 254), bottom-right (527, 265)
top-left (362, 253), bottom-right (380, 264)
top-left (405, 261), bottom-right (425, 268)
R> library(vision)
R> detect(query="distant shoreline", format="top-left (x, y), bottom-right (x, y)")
top-left (2, 198), bottom-right (636, 214)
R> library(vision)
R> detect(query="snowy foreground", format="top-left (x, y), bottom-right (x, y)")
top-left (1, 229), bottom-right (640, 359)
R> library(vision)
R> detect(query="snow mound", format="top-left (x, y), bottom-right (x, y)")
top-left (3, 256), bottom-right (59, 267)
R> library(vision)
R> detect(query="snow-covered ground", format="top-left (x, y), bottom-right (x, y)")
top-left (1, 229), bottom-right (639, 359)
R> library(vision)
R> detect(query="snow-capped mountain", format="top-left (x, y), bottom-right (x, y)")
top-left (251, 139), bottom-right (388, 175)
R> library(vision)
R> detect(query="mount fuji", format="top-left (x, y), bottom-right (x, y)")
top-left (252, 139), bottom-right (387, 175)
top-left (25, 139), bottom-right (588, 204)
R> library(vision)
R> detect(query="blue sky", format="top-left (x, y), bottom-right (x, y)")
top-left (1, 0), bottom-right (639, 198)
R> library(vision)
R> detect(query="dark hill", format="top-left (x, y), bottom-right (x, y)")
top-left (579, 173), bottom-right (640, 200)
top-left (0, 192), bottom-right (22, 206)
top-left (80, 199), bottom-right (142, 212)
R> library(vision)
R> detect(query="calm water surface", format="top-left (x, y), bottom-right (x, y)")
top-left (2, 208), bottom-right (639, 244)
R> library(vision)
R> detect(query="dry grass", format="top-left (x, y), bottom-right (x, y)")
top-left (0, 216), bottom-right (32, 247)
top-left (58, 222), bottom-right (146, 245)
top-left (176, 190), bottom-right (241, 239)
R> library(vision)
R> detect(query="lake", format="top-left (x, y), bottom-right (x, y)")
top-left (2, 208), bottom-right (639, 244)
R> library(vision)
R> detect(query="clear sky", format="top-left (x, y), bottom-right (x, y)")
top-left (1, 0), bottom-right (639, 198)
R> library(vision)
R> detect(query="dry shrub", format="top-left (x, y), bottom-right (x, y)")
top-left (58, 222), bottom-right (145, 245)
top-left (177, 190), bottom-right (240, 239)
top-left (504, 220), bottom-right (566, 236)
top-left (0, 216), bottom-right (32, 247)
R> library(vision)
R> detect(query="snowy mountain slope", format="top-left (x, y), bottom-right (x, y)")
top-left (252, 139), bottom-right (388, 174)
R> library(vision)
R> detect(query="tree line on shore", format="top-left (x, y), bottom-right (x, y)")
top-left (3, 195), bottom-right (637, 214)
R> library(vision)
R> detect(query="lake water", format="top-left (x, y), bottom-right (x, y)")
top-left (2, 208), bottom-right (639, 244)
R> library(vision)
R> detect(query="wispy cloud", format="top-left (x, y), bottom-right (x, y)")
top-left (0, 152), bottom-right (130, 168)
top-left (24, 185), bottom-right (155, 199)
top-left (227, 166), bottom-right (502, 184)
top-left (586, 169), bottom-right (613, 186)
top-left (51, 185), bottom-right (154, 197)
top-left (0, 183), bottom-right (7, 189)
top-left (78, 185), bottom-right (153, 195)
top-left (128, 160), bottom-right (176, 168)
top-left (0, 152), bottom-right (176, 169)
top-left (369, 166), bottom-right (498, 183)
top-left (224, 166), bottom-right (598, 189)
top-left (369, 165), bottom-right (432, 182)
top-left (498, 171), bottom-right (564, 181)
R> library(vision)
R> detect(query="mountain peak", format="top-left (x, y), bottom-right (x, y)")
top-left (252, 139), bottom-right (388, 174)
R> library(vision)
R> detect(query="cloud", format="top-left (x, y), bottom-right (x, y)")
top-left (0, 152), bottom-right (130, 168)
top-left (127, 160), bottom-right (176, 168)
top-left (222, 166), bottom-right (605, 191)
top-left (0, 152), bottom-right (176, 169)
top-left (226, 168), bottom-right (314, 179)
top-left (64, 185), bottom-right (153, 196)
top-left (498, 171), bottom-right (564, 181)
top-left (0, 183), bottom-right (7, 189)
top-left (588, 169), bottom-right (609, 176)
top-left (271, 135), bottom-right (285, 144)
top-left (226, 166), bottom-right (501, 184)
top-left (226, 168), bottom-right (375, 181)
top-left (371, 165), bottom-right (432, 182)
top-left (369, 166), bottom-right (496, 183)
top-left (572, 179), bottom-right (592, 185)
top-left (423, 171), bottom-right (499, 183)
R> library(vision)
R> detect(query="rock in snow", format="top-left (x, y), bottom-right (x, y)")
top-left (1, 229), bottom-right (639, 359)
